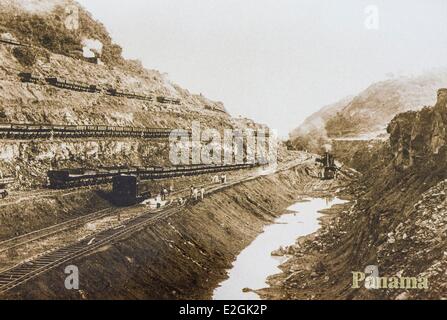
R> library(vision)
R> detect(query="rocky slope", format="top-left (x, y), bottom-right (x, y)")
top-left (263, 89), bottom-right (447, 300)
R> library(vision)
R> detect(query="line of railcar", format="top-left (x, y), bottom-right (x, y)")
top-left (47, 163), bottom-right (256, 189)
top-left (0, 123), bottom-right (189, 139)
top-left (18, 73), bottom-right (182, 105)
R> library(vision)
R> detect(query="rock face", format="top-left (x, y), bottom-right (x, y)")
top-left (388, 89), bottom-right (447, 169)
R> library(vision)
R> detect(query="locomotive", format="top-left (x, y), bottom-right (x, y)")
top-left (112, 175), bottom-right (151, 206)
top-left (315, 152), bottom-right (339, 180)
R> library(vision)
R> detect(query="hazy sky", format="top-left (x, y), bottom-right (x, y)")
top-left (77, 0), bottom-right (447, 137)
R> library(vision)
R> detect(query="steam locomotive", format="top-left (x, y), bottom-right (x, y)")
top-left (316, 152), bottom-right (339, 180)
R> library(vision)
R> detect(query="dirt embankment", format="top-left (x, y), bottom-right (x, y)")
top-left (261, 89), bottom-right (447, 300)
top-left (2, 164), bottom-right (343, 300)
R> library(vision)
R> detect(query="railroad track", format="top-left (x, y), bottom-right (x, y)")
top-left (0, 203), bottom-right (182, 294)
top-left (0, 187), bottom-right (99, 208)
top-left (0, 207), bottom-right (120, 255)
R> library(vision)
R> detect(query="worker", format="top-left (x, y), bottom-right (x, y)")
top-left (163, 188), bottom-right (168, 200)
top-left (193, 188), bottom-right (199, 201)
top-left (200, 187), bottom-right (205, 200)
top-left (156, 194), bottom-right (162, 208)
top-left (190, 186), bottom-right (194, 199)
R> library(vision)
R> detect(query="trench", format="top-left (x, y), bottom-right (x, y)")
top-left (213, 197), bottom-right (346, 300)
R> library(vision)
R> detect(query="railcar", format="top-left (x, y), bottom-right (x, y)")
top-left (107, 88), bottom-right (153, 102)
top-left (18, 72), bottom-right (41, 84)
top-left (45, 77), bottom-right (100, 93)
top-left (156, 96), bottom-right (181, 105)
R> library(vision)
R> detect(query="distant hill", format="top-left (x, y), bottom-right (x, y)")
top-left (289, 70), bottom-right (447, 151)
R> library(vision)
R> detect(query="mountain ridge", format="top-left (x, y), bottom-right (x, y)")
top-left (289, 70), bottom-right (447, 151)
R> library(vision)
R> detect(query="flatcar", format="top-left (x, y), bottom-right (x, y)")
top-left (47, 168), bottom-right (110, 188)
top-left (107, 88), bottom-right (153, 102)
top-left (156, 96), bottom-right (181, 105)
top-left (45, 77), bottom-right (100, 93)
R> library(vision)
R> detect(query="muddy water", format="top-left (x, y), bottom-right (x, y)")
top-left (213, 197), bottom-right (346, 300)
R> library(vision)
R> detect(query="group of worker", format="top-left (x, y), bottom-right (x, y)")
top-left (212, 174), bottom-right (227, 184)
top-left (190, 186), bottom-right (205, 201)
top-left (162, 173), bottom-right (230, 205)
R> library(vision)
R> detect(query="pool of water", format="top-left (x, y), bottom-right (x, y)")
top-left (213, 197), bottom-right (346, 300)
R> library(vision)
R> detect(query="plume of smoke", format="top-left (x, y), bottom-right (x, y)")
top-left (82, 38), bottom-right (103, 58)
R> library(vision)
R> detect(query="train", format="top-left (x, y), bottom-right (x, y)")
top-left (18, 73), bottom-right (183, 105)
top-left (0, 176), bottom-right (14, 199)
top-left (47, 163), bottom-right (256, 189)
top-left (315, 152), bottom-right (339, 180)
top-left (0, 122), bottom-right (190, 139)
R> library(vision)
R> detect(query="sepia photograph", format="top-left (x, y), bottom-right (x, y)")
top-left (0, 0), bottom-right (446, 312)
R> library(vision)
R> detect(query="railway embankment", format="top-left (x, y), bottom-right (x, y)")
top-left (2, 162), bottom-right (345, 299)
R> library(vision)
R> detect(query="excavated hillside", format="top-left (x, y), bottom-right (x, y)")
top-left (0, 0), bottom-right (269, 188)
top-left (262, 89), bottom-right (447, 300)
